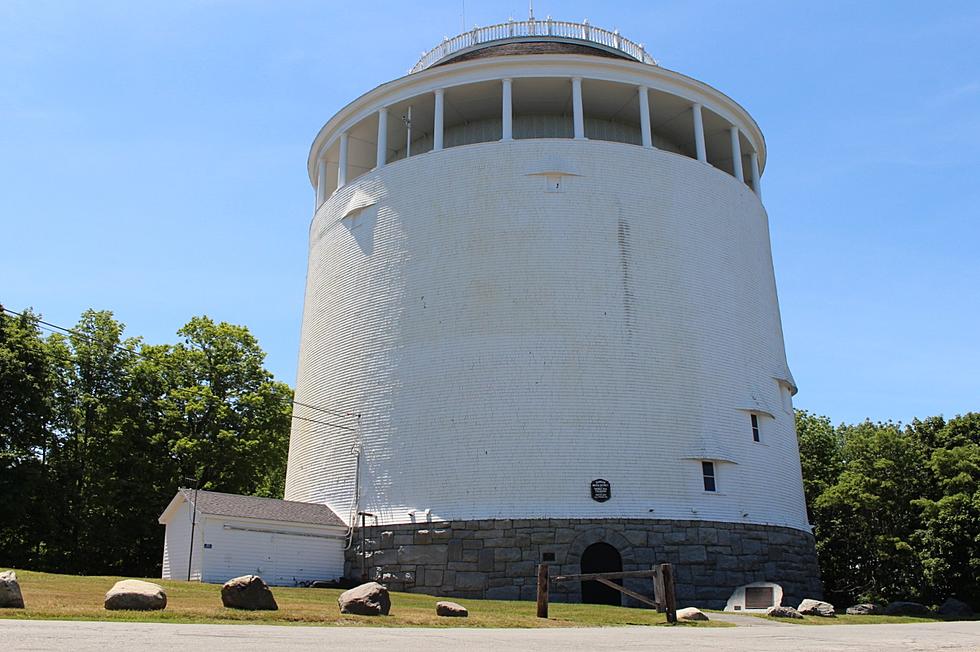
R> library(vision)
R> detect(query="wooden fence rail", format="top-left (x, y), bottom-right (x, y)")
top-left (538, 562), bottom-right (677, 623)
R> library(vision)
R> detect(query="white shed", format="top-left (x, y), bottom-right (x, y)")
top-left (159, 489), bottom-right (347, 586)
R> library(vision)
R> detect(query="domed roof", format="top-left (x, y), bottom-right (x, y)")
top-left (434, 40), bottom-right (636, 67)
top-left (411, 19), bottom-right (656, 74)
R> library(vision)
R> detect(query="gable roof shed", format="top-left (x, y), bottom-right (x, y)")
top-left (159, 489), bottom-right (346, 528)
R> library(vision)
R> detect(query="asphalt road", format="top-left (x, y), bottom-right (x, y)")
top-left (1, 619), bottom-right (979, 651)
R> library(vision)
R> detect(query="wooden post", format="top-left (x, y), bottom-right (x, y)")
top-left (660, 563), bottom-right (677, 623)
top-left (653, 565), bottom-right (666, 612)
top-left (536, 563), bottom-right (549, 618)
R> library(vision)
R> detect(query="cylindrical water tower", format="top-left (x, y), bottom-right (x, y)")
top-left (285, 19), bottom-right (820, 607)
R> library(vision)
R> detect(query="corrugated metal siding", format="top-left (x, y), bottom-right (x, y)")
top-left (285, 139), bottom-right (808, 533)
top-left (200, 516), bottom-right (345, 586)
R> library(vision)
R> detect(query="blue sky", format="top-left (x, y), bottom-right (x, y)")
top-left (2, 1), bottom-right (978, 426)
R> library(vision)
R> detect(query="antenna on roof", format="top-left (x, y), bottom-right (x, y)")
top-left (529, 1), bottom-right (535, 21)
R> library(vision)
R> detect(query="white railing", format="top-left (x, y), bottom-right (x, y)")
top-left (410, 18), bottom-right (657, 74)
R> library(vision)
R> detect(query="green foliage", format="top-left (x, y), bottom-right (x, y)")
top-left (797, 410), bottom-right (980, 609)
top-left (0, 308), bottom-right (293, 577)
top-left (0, 310), bottom-right (57, 569)
top-left (794, 410), bottom-right (842, 522)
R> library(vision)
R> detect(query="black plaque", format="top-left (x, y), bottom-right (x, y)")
top-left (590, 479), bottom-right (611, 502)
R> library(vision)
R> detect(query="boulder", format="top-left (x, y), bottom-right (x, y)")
top-left (766, 605), bottom-right (803, 619)
top-left (104, 579), bottom-right (167, 611)
top-left (846, 603), bottom-right (884, 615)
top-left (797, 598), bottom-right (836, 617)
top-left (0, 570), bottom-right (25, 608)
top-left (436, 601), bottom-right (468, 617)
top-left (338, 581), bottom-right (391, 616)
top-left (937, 598), bottom-right (973, 619)
top-left (884, 601), bottom-right (930, 617)
top-left (676, 607), bottom-right (709, 621)
top-left (221, 575), bottom-right (278, 611)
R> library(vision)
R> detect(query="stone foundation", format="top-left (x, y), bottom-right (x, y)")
top-left (346, 518), bottom-right (821, 609)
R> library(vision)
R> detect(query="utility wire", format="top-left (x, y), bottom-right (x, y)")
top-left (290, 413), bottom-right (356, 432)
top-left (1, 305), bottom-right (360, 433)
top-left (291, 398), bottom-right (357, 419)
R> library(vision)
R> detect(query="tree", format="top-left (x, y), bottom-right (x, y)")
top-left (157, 316), bottom-right (293, 498)
top-left (0, 307), bottom-right (293, 577)
top-left (798, 409), bottom-right (980, 609)
top-left (909, 414), bottom-right (980, 606)
top-left (0, 309), bottom-right (56, 568)
top-left (813, 420), bottom-right (928, 603)
top-left (795, 410), bottom-right (842, 523)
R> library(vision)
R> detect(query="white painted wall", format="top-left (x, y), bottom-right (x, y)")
top-left (161, 499), bottom-right (203, 581)
top-left (161, 497), bottom-right (346, 585)
top-left (285, 138), bottom-right (808, 533)
top-left (199, 516), bottom-right (346, 586)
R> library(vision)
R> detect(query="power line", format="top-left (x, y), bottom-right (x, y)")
top-left (292, 398), bottom-right (358, 419)
top-left (1, 305), bottom-right (360, 432)
top-left (289, 413), bottom-right (356, 432)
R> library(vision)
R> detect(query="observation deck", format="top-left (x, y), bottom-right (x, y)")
top-left (309, 19), bottom-right (766, 209)
top-left (411, 18), bottom-right (656, 73)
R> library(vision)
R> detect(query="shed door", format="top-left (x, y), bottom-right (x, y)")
top-left (269, 531), bottom-right (345, 585)
top-left (208, 528), bottom-right (274, 582)
top-left (203, 522), bottom-right (344, 585)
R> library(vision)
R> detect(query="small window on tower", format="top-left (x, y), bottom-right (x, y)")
top-left (751, 413), bottom-right (761, 442)
top-left (702, 461), bottom-right (716, 492)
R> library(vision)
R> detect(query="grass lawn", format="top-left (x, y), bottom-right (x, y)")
top-left (0, 569), bottom-right (728, 628)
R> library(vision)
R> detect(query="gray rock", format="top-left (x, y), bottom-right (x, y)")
top-left (397, 544), bottom-right (448, 565)
top-left (676, 607), bottom-right (709, 621)
top-left (221, 575), bottom-right (278, 611)
top-left (494, 548), bottom-right (522, 563)
top-left (766, 605), bottom-right (803, 619)
top-left (454, 571), bottom-right (487, 591)
top-left (338, 582), bottom-right (391, 616)
top-left (436, 600), bottom-right (468, 617)
top-left (104, 579), bottom-right (167, 611)
top-left (846, 603), bottom-right (883, 615)
top-left (797, 598), bottom-right (835, 617)
top-left (937, 598), bottom-right (973, 619)
top-left (884, 601), bottom-right (931, 616)
top-left (0, 570), bottom-right (25, 608)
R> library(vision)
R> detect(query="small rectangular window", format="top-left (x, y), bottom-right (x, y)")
top-left (702, 461), bottom-right (716, 492)
top-left (751, 413), bottom-right (760, 442)
top-left (542, 551), bottom-right (556, 562)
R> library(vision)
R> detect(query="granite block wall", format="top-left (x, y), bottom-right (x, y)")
top-left (346, 517), bottom-right (821, 609)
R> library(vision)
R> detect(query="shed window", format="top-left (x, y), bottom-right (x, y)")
top-left (751, 414), bottom-right (760, 442)
top-left (702, 461), bottom-right (716, 492)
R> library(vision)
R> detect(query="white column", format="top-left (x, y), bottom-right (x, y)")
top-left (729, 126), bottom-right (744, 181)
top-left (501, 79), bottom-right (513, 141)
top-left (433, 89), bottom-right (445, 151)
top-left (315, 157), bottom-right (327, 206)
top-left (692, 103), bottom-right (706, 162)
top-left (638, 85), bottom-right (652, 148)
top-left (572, 77), bottom-right (585, 139)
top-left (338, 132), bottom-right (349, 188)
top-left (376, 107), bottom-right (388, 168)
top-left (750, 151), bottom-right (762, 198)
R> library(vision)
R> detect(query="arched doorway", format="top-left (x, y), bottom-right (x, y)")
top-left (580, 542), bottom-right (622, 606)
